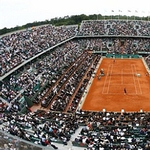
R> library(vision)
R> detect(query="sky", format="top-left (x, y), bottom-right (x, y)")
top-left (0, 0), bottom-right (150, 29)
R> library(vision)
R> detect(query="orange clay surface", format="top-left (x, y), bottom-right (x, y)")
top-left (81, 58), bottom-right (150, 112)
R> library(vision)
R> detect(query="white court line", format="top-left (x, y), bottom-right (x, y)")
top-left (102, 63), bottom-right (142, 95)
top-left (121, 69), bottom-right (123, 85)
top-left (102, 64), bottom-right (112, 94)
top-left (131, 64), bottom-right (138, 94)
top-left (106, 92), bottom-right (138, 95)
top-left (110, 84), bottom-right (134, 86)
top-left (106, 64), bottom-right (114, 94)
top-left (102, 65), bottom-right (111, 94)
top-left (133, 64), bottom-right (142, 94)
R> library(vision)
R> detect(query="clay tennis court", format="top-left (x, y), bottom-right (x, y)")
top-left (81, 58), bottom-right (150, 112)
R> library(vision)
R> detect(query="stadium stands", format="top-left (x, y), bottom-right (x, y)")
top-left (1, 19), bottom-right (150, 149)
top-left (78, 20), bottom-right (150, 36)
top-left (0, 24), bottom-right (77, 76)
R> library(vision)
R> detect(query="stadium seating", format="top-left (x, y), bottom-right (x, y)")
top-left (1, 19), bottom-right (150, 149)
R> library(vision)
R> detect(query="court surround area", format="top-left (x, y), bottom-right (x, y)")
top-left (81, 58), bottom-right (150, 112)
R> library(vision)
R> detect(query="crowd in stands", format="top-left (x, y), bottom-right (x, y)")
top-left (39, 51), bottom-right (100, 112)
top-left (0, 41), bottom-right (83, 103)
top-left (0, 49), bottom-right (101, 114)
top-left (79, 38), bottom-right (150, 54)
top-left (0, 109), bottom-right (78, 149)
top-left (145, 55), bottom-right (150, 69)
top-left (1, 20), bottom-right (150, 149)
top-left (1, 20), bottom-right (150, 77)
top-left (1, 37), bottom-right (150, 112)
top-left (66, 56), bottom-right (101, 113)
top-left (0, 108), bottom-right (150, 149)
top-left (73, 110), bottom-right (150, 149)
top-left (49, 53), bottom-right (96, 112)
top-left (78, 20), bottom-right (150, 36)
top-left (0, 24), bottom-right (77, 76)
